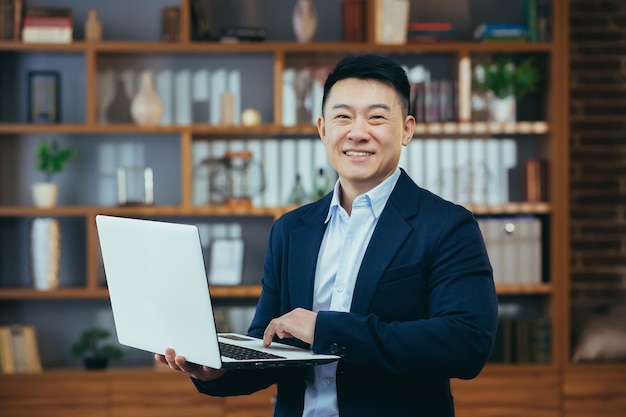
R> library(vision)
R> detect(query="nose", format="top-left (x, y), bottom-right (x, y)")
top-left (347, 117), bottom-right (369, 141)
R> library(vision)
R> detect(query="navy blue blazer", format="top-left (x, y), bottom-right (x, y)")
top-left (194, 169), bottom-right (498, 417)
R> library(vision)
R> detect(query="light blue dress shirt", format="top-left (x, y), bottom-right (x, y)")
top-left (302, 168), bottom-right (401, 417)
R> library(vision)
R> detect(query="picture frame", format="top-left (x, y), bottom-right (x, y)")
top-left (208, 238), bottom-right (244, 286)
top-left (27, 71), bottom-right (61, 123)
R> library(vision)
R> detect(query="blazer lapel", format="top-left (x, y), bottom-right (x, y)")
top-left (288, 196), bottom-right (331, 310)
top-left (350, 171), bottom-right (420, 315)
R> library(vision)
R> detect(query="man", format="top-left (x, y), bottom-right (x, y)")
top-left (157, 54), bottom-right (498, 417)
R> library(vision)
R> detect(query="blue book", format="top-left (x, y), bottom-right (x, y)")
top-left (474, 23), bottom-right (529, 40)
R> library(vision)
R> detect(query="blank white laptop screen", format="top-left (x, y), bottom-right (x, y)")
top-left (95, 215), bottom-right (339, 369)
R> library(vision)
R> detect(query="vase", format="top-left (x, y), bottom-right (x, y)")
top-left (32, 182), bottom-right (58, 208)
top-left (130, 71), bottom-right (163, 126)
top-left (292, 0), bottom-right (317, 43)
top-left (487, 93), bottom-right (516, 123)
top-left (30, 217), bottom-right (61, 291)
top-left (84, 9), bottom-right (102, 41)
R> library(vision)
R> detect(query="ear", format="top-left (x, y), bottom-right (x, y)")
top-left (402, 115), bottom-right (416, 146)
top-left (317, 115), bottom-right (326, 145)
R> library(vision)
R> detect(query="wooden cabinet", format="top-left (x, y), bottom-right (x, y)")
top-left (563, 367), bottom-right (626, 417)
top-left (0, 370), bottom-right (275, 417)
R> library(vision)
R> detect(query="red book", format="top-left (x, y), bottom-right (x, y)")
top-left (409, 22), bottom-right (453, 32)
top-left (23, 16), bottom-right (72, 28)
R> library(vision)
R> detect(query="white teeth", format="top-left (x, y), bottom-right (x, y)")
top-left (346, 151), bottom-right (370, 157)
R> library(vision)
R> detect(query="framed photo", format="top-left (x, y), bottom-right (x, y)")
top-left (208, 238), bottom-right (244, 286)
top-left (27, 71), bottom-right (61, 123)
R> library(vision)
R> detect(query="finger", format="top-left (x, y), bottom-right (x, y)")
top-left (263, 321), bottom-right (277, 347)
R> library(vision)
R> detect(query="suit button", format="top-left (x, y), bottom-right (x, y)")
top-left (329, 343), bottom-right (340, 354)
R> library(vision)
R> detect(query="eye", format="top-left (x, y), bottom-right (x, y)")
top-left (334, 114), bottom-right (350, 119)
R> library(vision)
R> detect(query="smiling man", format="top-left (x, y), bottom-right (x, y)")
top-left (157, 54), bottom-right (498, 417)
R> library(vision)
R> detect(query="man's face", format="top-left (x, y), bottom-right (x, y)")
top-left (317, 77), bottom-right (415, 197)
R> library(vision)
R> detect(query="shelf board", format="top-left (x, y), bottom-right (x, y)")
top-left (0, 122), bottom-right (548, 136)
top-left (0, 285), bottom-right (262, 300)
top-left (413, 121), bottom-right (549, 136)
top-left (496, 283), bottom-right (552, 295)
top-left (0, 205), bottom-right (289, 218)
top-left (0, 40), bottom-right (555, 54)
top-left (465, 202), bottom-right (551, 215)
top-left (0, 203), bottom-right (548, 218)
top-left (0, 284), bottom-right (550, 300)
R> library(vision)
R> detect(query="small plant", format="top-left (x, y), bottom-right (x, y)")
top-left (473, 55), bottom-right (541, 99)
top-left (35, 138), bottom-right (75, 182)
top-left (71, 327), bottom-right (124, 363)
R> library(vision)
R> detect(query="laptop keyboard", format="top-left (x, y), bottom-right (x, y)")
top-left (219, 342), bottom-right (286, 360)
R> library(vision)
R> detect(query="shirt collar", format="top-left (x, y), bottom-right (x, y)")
top-left (325, 168), bottom-right (401, 223)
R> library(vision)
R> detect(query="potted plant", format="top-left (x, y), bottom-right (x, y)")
top-left (71, 327), bottom-right (124, 370)
top-left (32, 138), bottom-right (75, 208)
top-left (473, 55), bottom-right (541, 122)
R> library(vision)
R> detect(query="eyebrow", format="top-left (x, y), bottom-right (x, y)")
top-left (330, 103), bottom-right (392, 112)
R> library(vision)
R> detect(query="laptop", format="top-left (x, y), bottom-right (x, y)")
top-left (95, 214), bottom-right (340, 370)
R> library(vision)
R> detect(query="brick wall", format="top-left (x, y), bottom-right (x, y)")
top-left (569, 0), bottom-right (626, 334)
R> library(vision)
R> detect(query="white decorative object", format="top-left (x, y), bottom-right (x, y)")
top-left (292, 0), bottom-right (317, 43)
top-left (32, 182), bottom-right (58, 208)
top-left (130, 71), bottom-right (163, 126)
top-left (241, 108), bottom-right (261, 126)
top-left (488, 93), bottom-right (516, 123)
top-left (30, 217), bottom-right (61, 290)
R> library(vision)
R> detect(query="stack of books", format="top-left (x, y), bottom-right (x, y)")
top-left (0, 325), bottom-right (43, 374)
top-left (474, 23), bottom-right (529, 42)
top-left (407, 22), bottom-right (455, 43)
top-left (22, 6), bottom-right (72, 44)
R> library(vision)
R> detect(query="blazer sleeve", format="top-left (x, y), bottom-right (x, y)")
top-left (312, 201), bottom-right (498, 380)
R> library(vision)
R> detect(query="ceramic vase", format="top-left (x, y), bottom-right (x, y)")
top-left (84, 9), bottom-right (102, 41)
top-left (30, 217), bottom-right (61, 291)
top-left (32, 182), bottom-right (58, 208)
top-left (292, 0), bottom-right (317, 43)
top-left (488, 93), bottom-right (516, 123)
top-left (130, 71), bottom-right (163, 126)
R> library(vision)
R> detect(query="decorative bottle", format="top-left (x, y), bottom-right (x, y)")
top-left (84, 9), bottom-right (102, 41)
top-left (130, 71), bottom-right (163, 126)
top-left (312, 168), bottom-right (330, 200)
top-left (287, 174), bottom-right (308, 205)
top-left (292, 0), bottom-right (317, 43)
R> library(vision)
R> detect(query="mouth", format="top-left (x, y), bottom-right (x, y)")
top-left (344, 150), bottom-right (373, 157)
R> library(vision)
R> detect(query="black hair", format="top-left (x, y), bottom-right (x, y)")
top-left (321, 54), bottom-right (411, 117)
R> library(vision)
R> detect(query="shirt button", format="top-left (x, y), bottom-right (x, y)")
top-left (326, 377), bottom-right (334, 385)
top-left (336, 285), bottom-right (344, 292)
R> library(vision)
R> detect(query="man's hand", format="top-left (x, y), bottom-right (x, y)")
top-left (155, 348), bottom-right (227, 381)
top-left (263, 307), bottom-right (317, 347)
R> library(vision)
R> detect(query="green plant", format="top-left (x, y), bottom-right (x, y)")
top-left (71, 327), bottom-right (124, 360)
top-left (35, 138), bottom-right (75, 182)
top-left (473, 55), bottom-right (541, 99)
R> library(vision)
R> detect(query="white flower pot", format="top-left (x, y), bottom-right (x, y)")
top-left (488, 94), bottom-right (516, 123)
top-left (131, 71), bottom-right (163, 126)
top-left (32, 182), bottom-right (58, 208)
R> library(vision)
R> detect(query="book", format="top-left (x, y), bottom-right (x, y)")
top-left (24, 6), bottom-right (71, 17)
top-left (13, 0), bottom-right (22, 40)
top-left (374, 0), bottom-right (410, 44)
top-left (219, 26), bottom-right (267, 42)
top-left (342, 0), bottom-right (366, 42)
top-left (22, 26), bottom-right (72, 43)
top-left (508, 159), bottom-right (549, 202)
top-left (0, 326), bottom-right (16, 373)
top-left (161, 6), bottom-right (180, 42)
top-left (23, 16), bottom-right (72, 27)
top-left (0, 325), bottom-right (42, 373)
top-left (474, 23), bottom-right (529, 41)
